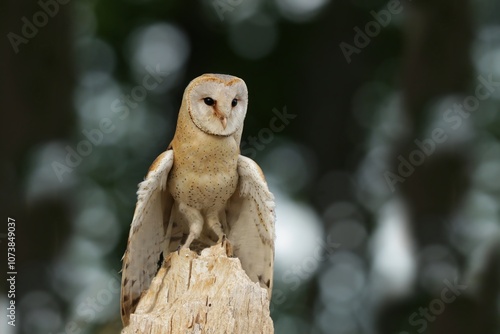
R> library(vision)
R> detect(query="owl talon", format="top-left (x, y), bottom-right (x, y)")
top-left (221, 236), bottom-right (233, 257)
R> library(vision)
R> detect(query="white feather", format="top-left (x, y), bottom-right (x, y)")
top-left (227, 156), bottom-right (276, 297)
top-left (120, 150), bottom-right (174, 325)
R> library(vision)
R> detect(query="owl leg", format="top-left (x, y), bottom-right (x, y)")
top-left (206, 209), bottom-right (225, 243)
top-left (219, 210), bottom-right (229, 234)
top-left (178, 203), bottom-right (203, 249)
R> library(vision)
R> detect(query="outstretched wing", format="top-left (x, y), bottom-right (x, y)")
top-left (121, 150), bottom-right (174, 326)
top-left (227, 155), bottom-right (276, 298)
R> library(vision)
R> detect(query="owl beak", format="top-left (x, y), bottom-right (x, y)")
top-left (214, 108), bottom-right (228, 129)
top-left (220, 117), bottom-right (227, 129)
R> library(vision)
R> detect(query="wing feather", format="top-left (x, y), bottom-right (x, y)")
top-left (120, 150), bottom-right (174, 326)
top-left (227, 155), bottom-right (276, 298)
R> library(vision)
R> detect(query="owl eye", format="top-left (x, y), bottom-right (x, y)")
top-left (231, 99), bottom-right (238, 107)
top-left (203, 97), bottom-right (215, 106)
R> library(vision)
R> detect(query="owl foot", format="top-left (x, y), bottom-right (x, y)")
top-left (206, 211), bottom-right (226, 244)
top-left (220, 236), bottom-right (233, 257)
top-left (179, 203), bottom-right (203, 250)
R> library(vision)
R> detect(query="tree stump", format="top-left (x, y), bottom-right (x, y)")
top-left (122, 242), bottom-right (274, 334)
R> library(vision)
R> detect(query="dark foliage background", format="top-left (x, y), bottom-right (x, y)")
top-left (1, 0), bottom-right (500, 333)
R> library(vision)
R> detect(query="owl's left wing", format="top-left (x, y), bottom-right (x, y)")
top-left (227, 155), bottom-right (276, 299)
top-left (121, 150), bottom-right (174, 326)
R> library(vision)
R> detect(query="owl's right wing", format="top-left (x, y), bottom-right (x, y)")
top-left (120, 149), bottom-right (174, 326)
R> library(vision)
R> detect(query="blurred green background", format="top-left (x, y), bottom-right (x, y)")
top-left (1, 0), bottom-right (500, 333)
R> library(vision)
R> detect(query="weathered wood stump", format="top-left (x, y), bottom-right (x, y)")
top-left (122, 242), bottom-right (274, 334)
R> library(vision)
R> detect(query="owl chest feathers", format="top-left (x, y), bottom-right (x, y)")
top-left (168, 130), bottom-right (239, 210)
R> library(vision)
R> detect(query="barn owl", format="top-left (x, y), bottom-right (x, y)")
top-left (120, 74), bottom-right (275, 326)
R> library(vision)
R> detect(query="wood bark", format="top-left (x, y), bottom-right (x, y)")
top-left (122, 243), bottom-right (274, 334)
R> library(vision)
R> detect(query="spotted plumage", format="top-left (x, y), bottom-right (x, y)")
top-left (120, 74), bottom-right (275, 326)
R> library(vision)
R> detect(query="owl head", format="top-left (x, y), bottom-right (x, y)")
top-left (183, 73), bottom-right (248, 137)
